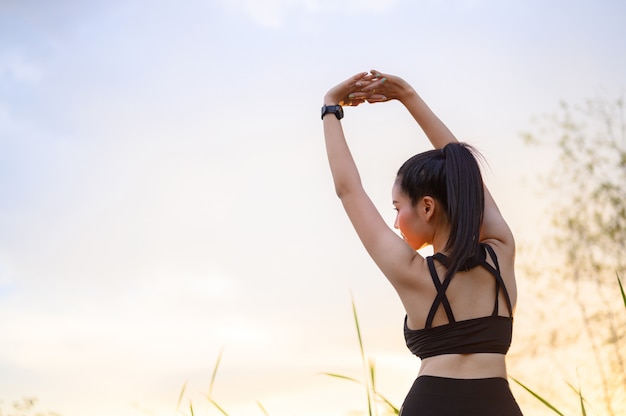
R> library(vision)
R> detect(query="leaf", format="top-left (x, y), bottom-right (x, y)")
top-left (208, 347), bottom-right (224, 398)
top-left (566, 381), bottom-right (587, 416)
top-left (510, 377), bottom-right (565, 416)
top-left (351, 294), bottom-right (373, 416)
top-left (176, 381), bottom-right (188, 414)
top-left (323, 297), bottom-right (401, 415)
top-left (257, 401), bottom-right (270, 416)
top-left (322, 372), bottom-right (363, 385)
top-left (209, 398), bottom-right (230, 416)
top-left (618, 272), bottom-right (626, 310)
top-left (369, 358), bottom-right (376, 393)
top-left (375, 391), bottom-right (400, 415)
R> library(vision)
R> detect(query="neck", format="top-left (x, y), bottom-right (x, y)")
top-left (431, 222), bottom-right (451, 255)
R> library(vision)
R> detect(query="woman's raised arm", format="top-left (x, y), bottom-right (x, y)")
top-left (360, 70), bottom-right (514, 249)
top-left (322, 73), bottom-right (423, 288)
top-left (360, 70), bottom-right (458, 148)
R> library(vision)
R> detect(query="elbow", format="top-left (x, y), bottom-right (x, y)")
top-left (335, 185), bottom-right (349, 199)
top-left (330, 170), bottom-right (363, 199)
top-left (334, 181), bottom-right (361, 200)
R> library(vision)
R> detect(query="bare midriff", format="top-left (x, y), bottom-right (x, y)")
top-left (418, 353), bottom-right (508, 379)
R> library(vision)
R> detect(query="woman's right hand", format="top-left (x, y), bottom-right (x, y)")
top-left (360, 69), bottom-right (416, 104)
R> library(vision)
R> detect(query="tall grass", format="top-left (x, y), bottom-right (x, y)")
top-left (173, 272), bottom-right (626, 416)
top-left (176, 347), bottom-right (269, 416)
top-left (512, 272), bottom-right (625, 415)
top-left (322, 294), bottom-right (400, 416)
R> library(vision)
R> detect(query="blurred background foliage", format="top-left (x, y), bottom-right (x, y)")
top-left (515, 93), bottom-right (625, 415)
top-left (0, 397), bottom-right (60, 416)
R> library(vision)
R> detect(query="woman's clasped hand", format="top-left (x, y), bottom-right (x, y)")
top-left (324, 69), bottom-right (416, 107)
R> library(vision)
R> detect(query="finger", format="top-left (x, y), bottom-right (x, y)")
top-left (370, 69), bottom-right (385, 79)
top-left (361, 77), bottom-right (387, 92)
top-left (348, 92), bottom-right (369, 100)
top-left (348, 71), bottom-right (369, 84)
top-left (366, 94), bottom-right (387, 103)
top-left (354, 79), bottom-right (375, 89)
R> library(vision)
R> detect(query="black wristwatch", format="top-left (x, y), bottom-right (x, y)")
top-left (321, 104), bottom-right (344, 120)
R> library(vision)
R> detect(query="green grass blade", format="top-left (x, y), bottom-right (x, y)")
top-left (257, 401), bottom-right (270, 416)
top-left (369, 358), bottom-right (399, 414)
top-left (368, 359), bottom-right (379, 416)
top-left (511, 377), bottom-right (565, 416)
top-left (351, 294), bottom-right (373, 416)
top-left (369, 358), bottom-right (376, 394)
top-left (208, 347), bottom-right (224, 398)
top-left (567, 379), bottom-right (587, 416)
top-left (176, 381), bottom-right (187, 413)
top-left (324, 296), bottom-right (401, 415)
top-left (324, 370), bottom-right (400, 414)
top-left (351, 295), bottom-right (367, 367)
top-left (209, 398), bottom-right (230, 416)
top-left (322, 372), bottom-right (363, 384)
top-left (189, 400), bottom-right (195, 416)
top-left (618, 272), bottom-right (626, 309)
top-left (374, 391), bottom-right (400, 414)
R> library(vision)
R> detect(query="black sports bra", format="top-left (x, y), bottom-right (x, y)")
top-left (404, 244), bottom-right (514, 359)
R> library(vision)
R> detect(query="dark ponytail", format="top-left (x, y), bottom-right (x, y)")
top-left (441, 143), bottom-right (484, 279)
top-left (396, 142), bottom-right (484, 279)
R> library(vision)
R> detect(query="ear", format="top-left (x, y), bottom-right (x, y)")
top-left (421, 196), bottom-right (436, 221)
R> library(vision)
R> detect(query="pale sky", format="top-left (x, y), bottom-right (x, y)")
top-left (1, 1), bottom-right (625, 415)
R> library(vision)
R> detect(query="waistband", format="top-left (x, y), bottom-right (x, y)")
top-left (414, 375), bottom-right (511, 396)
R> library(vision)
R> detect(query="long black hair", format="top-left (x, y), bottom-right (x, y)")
top-left (396, 142), bottom-right (485, 279)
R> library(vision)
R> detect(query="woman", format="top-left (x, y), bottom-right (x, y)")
top-left (322, 70), bottom-right (523, 415)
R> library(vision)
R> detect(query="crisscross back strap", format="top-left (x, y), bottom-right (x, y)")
top-left (425, 254), bottom-right (456, 328)
top-left (482, 244), bottom-right (514, 317)
top-left (422, 244), bottom-right (514, 329)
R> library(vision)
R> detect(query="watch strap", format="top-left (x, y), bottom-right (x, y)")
top-left (321, 104), bottom-right (343, 120)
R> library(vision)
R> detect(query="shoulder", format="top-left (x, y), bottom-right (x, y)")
top-left (481, 237), bottom-right (515, 266)
top-left (385, 253), bottom-right (435, 299)
top-left (480, 238), bottom-right (517, 304)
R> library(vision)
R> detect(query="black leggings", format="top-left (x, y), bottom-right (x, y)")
top-left (399, 376), bottom-right (523, 415)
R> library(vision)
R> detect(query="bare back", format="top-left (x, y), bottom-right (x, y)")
top-left (398, 242), bottom-right (517, 379)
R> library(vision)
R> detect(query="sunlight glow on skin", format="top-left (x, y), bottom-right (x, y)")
top-left (392, 185), bottom-right (429, 251)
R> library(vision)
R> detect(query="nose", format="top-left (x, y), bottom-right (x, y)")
top-left (394, 215), bottom-right (399, 229)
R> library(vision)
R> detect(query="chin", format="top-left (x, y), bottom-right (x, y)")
top-left (404, 236), bottom-right (428, 251)
top-left (415, 242), bottom-right (430, 251)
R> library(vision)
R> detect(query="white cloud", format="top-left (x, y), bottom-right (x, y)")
top-left (216, 0), bottom-right (400, 28)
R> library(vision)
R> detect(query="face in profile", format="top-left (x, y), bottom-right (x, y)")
top-left (392, 181), bottom-right (432, 251)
